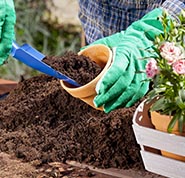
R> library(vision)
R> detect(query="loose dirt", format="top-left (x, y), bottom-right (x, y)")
top-left (0, 52), bottom-right (164, 177)
top-left (43, 52), bottom-right (102, 85)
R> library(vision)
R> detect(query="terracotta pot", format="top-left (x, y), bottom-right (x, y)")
top-left (60, 44), bottom-right (112, 111)
top-left (151, 111), bottom-right (185, 162)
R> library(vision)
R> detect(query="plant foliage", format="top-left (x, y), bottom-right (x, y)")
top-left (145, 10), bottom-right (185, 133)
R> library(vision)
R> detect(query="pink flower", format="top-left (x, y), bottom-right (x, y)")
top-left (159, 42), bottom-right (182, 65)
top-left (172, 60), bottom-right (185, 74)
top-left (146, 58), bottom-right (159, 78)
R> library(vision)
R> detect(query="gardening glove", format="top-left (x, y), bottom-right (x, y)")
top-left (85, 8), bottom-right (165, 113)
top-left (0, 0), bottom-right (16, 65)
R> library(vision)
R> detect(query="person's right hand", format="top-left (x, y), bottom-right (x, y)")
top-left (0, 0), bottom-right (16, 65)
top-left (83, 8), bottom-right (166, 113)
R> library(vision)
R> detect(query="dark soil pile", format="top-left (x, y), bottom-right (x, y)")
top-left (43, 52), bottom-right (102, 85)
top-left (0, 52), bottom-right (143, 171)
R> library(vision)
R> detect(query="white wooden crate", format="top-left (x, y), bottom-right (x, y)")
top-left (132, 100), bottom-right (185, 178)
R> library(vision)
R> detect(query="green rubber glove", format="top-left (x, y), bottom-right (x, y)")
top-left (0, 0), bottom-right (16, 65)
top-left (87, 8), bottom-right (165, 113)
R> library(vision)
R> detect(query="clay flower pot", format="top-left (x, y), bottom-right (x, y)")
top-left (60, 44), bottom-right (112, 111)
top-left (151, 111), bottom-right (185, 162)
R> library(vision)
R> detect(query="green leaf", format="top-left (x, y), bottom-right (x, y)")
top-left (146, 90), bottom-right (157, 101)
top-left (176, 97), bottom-right (185, 110)
top-left (150, 97), bottom-right (165, 111)
top-left (167, 114), bottom-right (179, 133)
top-left (154, 87), bottom-right (166, 94)
top-left (179, 89), bottom-right (185, 102)
top-left (175, 89), bottom-right (185, 109)
top-left (178, 114), bottom-right (184, 133)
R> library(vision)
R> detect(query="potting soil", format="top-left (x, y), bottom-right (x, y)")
top-left (43, 52), bottom-right (102, 85)
top-left (0, 52), bottom-right (157, 176)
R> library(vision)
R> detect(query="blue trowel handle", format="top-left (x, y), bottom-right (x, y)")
top-left (11, 41), bottom-right (80, 87)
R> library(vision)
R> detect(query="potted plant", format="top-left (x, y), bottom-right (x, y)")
top-left (144, 10), bottom-right (185, 160)
top-left (145, 10), bottom-right (185, 134)
top-left (132, 10), bottom-right (185, 178)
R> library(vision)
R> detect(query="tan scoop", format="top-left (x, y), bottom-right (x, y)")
top-left (60, 44), bottom-right (113, 111)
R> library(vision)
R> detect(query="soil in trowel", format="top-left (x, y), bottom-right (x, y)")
top-left (43, 52), bottom-right (102, 85)
top-left (0, 52), bottom-right (161, 177)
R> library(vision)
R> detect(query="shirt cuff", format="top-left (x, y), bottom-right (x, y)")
top-left (161, 0), bottom-right (185, 21)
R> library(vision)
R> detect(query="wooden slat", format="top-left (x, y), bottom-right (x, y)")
top-left (132, 100), bottom-right (185, 178)
top-left (66, 160), bottom-right (133, 178)
top-left (0, 79), bottom-right (17, 95)
top-left (141, 150), bottom-right (185, 178)
top-left (133, 124), bottom-right (185, 156)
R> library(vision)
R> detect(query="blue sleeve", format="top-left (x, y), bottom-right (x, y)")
top-left (162, 0), bottom-right (185, 21)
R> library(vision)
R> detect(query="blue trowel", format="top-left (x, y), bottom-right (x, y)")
top-left (10, 41), bottom-right (80, 87)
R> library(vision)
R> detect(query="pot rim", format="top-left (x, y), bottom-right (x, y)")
top-left (60, 44), bottom-right (113, 93)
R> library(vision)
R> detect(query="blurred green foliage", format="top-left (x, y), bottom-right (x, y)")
top-left (0, 0), bottom-right (81, 81)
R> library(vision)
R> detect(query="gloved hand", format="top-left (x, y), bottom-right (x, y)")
top-left (0, 0), bottom-right (16, 65)
top-left (85, 8), bottom-right (165, 113)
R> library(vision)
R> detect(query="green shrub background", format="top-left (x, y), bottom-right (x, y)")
top-left (0, 0), bottom-right (81, 81)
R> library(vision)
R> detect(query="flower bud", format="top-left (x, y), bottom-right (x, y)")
top-left (172, 28), bottom-right (178, 36)
top-left (162, 10), bottom-right (168, 18)
top-left (155, 36), bottom-right (161, 44)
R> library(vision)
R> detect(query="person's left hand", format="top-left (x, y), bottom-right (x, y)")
top-left (0, 0), bottom-right (16, 65)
